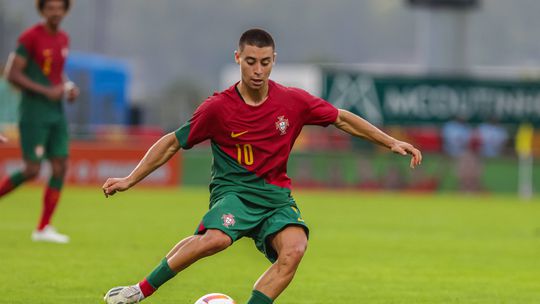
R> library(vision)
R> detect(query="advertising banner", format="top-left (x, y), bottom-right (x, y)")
top-left (322, 69), bottom-right (540, 125)
top-left (0, 141), bottom-right (181, 186)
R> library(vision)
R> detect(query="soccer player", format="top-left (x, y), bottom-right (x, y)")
top-left (1, 0), bottom-right (79, 243)
top-left (103, 29), bottom-right (422, 304)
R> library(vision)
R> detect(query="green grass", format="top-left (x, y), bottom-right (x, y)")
top-left (0, 186), bottom-right (539, 303)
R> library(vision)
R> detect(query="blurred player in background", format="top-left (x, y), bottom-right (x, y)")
top-left (102, 29), bottom-right (421, 304)
top-left (1, 0), bottom-right (79, 243)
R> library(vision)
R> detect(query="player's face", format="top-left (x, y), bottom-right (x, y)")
top-left (41, 0), bottom-right (67, 28)
top-left (235, 45), bottom-right (275, 91)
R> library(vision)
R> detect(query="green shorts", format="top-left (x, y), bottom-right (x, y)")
top-left (194, 194), bottom-right (308, 263)
top-left (19, 119), bottom-right (69, 162)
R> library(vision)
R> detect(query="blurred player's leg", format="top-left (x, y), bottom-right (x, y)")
top-left (32, 158), bottom-right (69, 243)
top-left (0, 161), bottom-right (40, 197)
top-left (0, 171), bottom-right (27, 197)
top-left (37, 157), bottom-right (66, 230)
top-left (1, 122), bottom-right (46, 198)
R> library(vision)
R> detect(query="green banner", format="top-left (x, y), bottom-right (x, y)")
top-left (322, 69), bottom-right (540, 125)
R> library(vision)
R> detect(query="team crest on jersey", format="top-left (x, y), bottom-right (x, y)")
top-left (275, 116), bottom-right (289, 135)
top-left (221, 213), bottom-right (236, 228)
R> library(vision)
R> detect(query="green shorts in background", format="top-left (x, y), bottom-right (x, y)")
top-left (19, 119), bottom-right (69, 162)
top-left (194, 194), bottom-right (309, 263)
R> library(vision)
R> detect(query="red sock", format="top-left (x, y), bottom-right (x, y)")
top-left (37, 187), bottom-right (61, 230)
top-left (0, 176), bottom-right (15, 197)
top-left (138, 279), bottom-right (156, 298)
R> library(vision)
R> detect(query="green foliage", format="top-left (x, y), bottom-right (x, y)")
top-left (0, 186), bottom-right (539, 303)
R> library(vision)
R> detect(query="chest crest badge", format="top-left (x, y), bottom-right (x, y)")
top-left (275, 116), bottom-right (289, 135)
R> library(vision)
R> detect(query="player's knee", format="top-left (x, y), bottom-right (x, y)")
top-left (202, 230), bottom-right (231, 253)
top-left (288, 244), bottom-right (307, 262)
top-left (279, 243), bottom-right (307, 267)
top-left (52, 166), bottom-right (67, 178)
top-left (24, 165), bottom-right (41, 180)
top-left (51, 161), bottom-right (68, 178)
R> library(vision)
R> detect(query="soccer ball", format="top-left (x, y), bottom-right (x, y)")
top-left (194, 293), bottom-right (235, 304)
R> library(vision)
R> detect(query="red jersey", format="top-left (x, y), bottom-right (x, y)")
top-left (175, 80), bottom-right (338, 207)
top-left (15, 23), bottom-right (70, 122)
top-left (17, 23), bottom-right (69, 86)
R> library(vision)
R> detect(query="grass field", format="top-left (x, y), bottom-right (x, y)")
top-left (0, 186), bottom-right (539, 303)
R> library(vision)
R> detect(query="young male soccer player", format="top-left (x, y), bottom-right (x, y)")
top-left (1, 0), bottom-right (79, 243)
top-left (103, 28), bottom-right (422, 304)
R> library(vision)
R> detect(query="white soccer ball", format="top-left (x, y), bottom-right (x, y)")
top-left (194, 293), bottom-right (236, 304)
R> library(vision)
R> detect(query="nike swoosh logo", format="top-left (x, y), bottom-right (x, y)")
top-left (231, 131), bottom-right (248, 138)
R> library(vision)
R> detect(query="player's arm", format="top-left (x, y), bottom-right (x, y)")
top-left (102, 132), bottom-right (181, 197)
top-left (333, 109), bottom-right (422, 168)
top-left (5, 52), bottom-right (64, 101)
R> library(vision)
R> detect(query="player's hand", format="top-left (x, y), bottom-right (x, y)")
top-left (102, 177), bottom-right (132, 198)
top-left (64, 81), bottom-right (79, 103)
top-left (45, 85), bottom-right (65, 101)
top-left (0, 134), bottom-right (7, 143)
top-left (389, 141), bottom-right (422, 169)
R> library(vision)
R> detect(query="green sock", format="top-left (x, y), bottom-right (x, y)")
top-left (48, 176), bottom-right (64, 190)
top-left (146, 258), bottom-right (177, 289)
top-left (247, 290), bottom-right (273, 304)
top-left (9, 171), bottom-right (26, 187)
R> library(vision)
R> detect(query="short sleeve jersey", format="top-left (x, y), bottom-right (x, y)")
top-left (15, 24), bottom-right (69, 123)
top-left (175, 80), bottom-right (338, 208)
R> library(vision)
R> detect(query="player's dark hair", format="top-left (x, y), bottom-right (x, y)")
top-left (36, 0), bottom-right (71, 12)
top-left (239, 28), bottom-right (275, 51)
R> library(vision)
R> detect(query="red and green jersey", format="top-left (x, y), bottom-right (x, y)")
top-left (15, 23), bottom-right (69, 123)
top-left (175, 80), bottom-right (338, 208)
